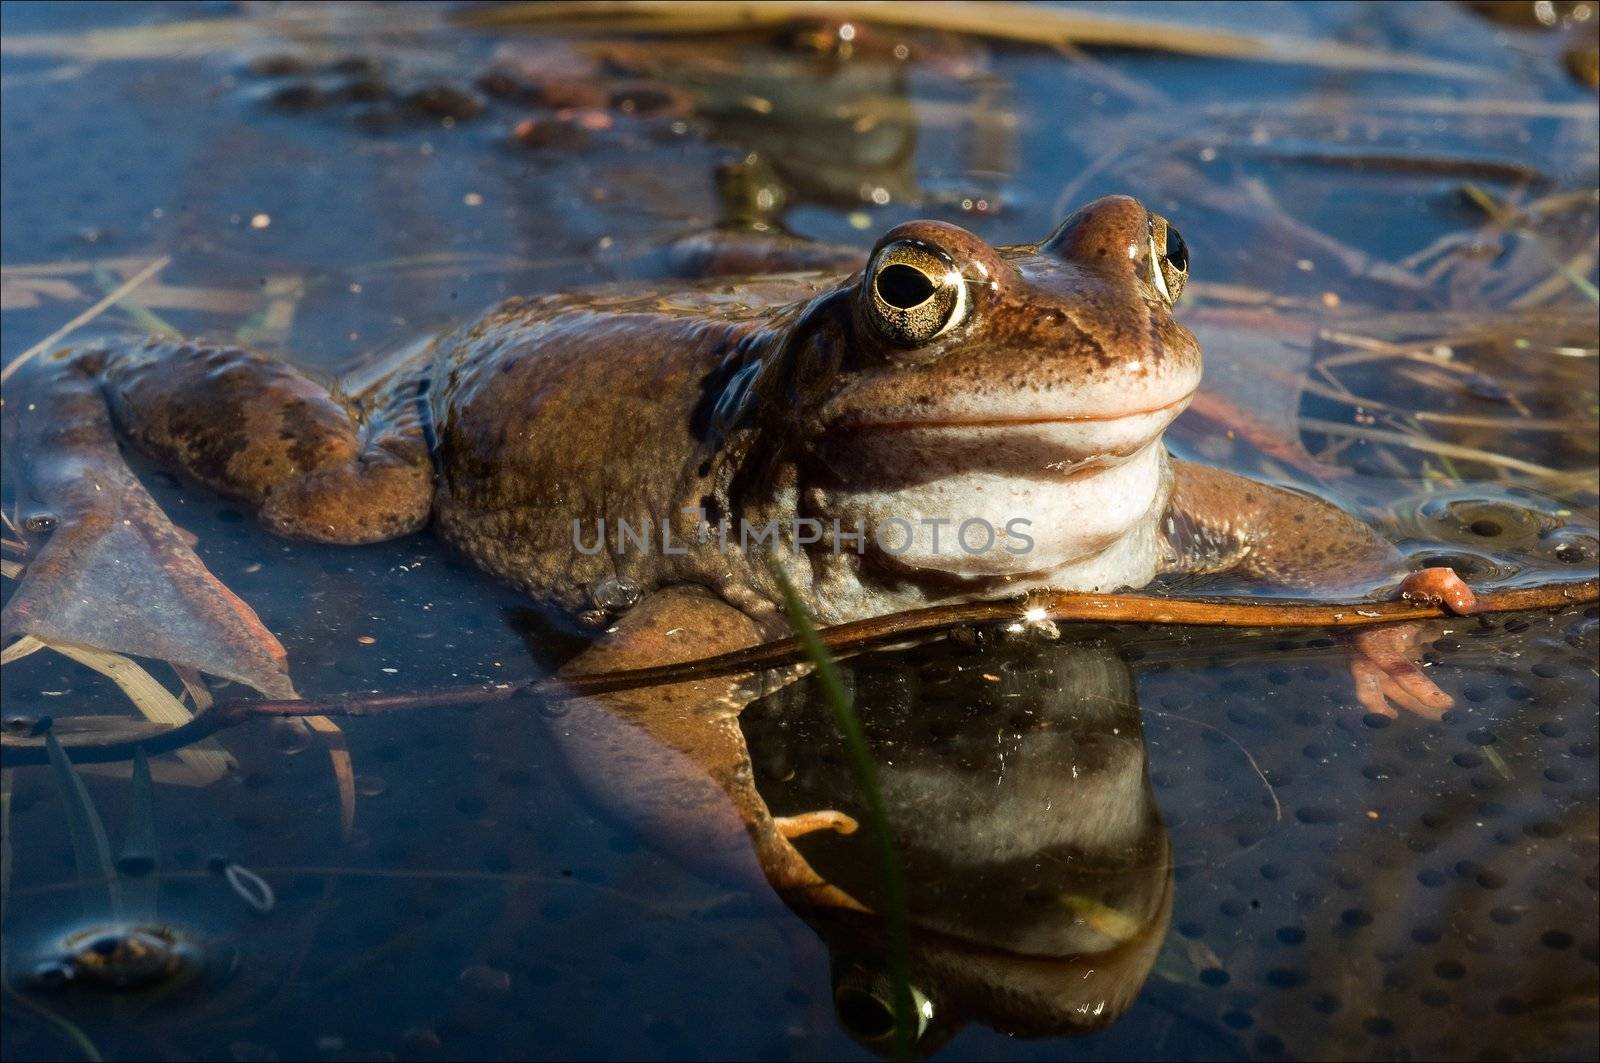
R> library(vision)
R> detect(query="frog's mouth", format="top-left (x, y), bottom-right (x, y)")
top-left (834, 393), bottom-right (1192, 433)
top-left (824, 392), bottom-right (1193, 481)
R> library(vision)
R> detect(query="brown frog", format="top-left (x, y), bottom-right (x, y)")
top-left (3, 195), bottom-right (1471, 716)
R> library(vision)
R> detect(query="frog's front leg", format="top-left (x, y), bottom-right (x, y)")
top-left (1163, 459), bottom-right (1476, 718)
top-left (3, 336), bottom-right (433, 695)
top-left (548, 587), bottom-right (862, 909)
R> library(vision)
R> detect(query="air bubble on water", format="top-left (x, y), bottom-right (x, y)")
top-left (589, 576), bottom-right (642, 612)
top-left (42, 924), bottom-right (199, 991)
top-left (537, 698), bottom-right (572, 720)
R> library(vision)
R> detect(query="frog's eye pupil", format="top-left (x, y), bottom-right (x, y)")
top-left (865, 239), bottom-right (966, 346)
top-left (876, 263), bottom-right (936, 310)
top-left (1164, 226), bottom-right (1188, 273)
top-left (835, 988), bottom-right (897, 1041)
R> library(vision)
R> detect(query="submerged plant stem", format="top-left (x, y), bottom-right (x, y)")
top-left (43, 732), bottom-right (119, 919)
top-left (1297, 417), bottom-right (1569, 478)
top-left (774, 570), bottom-right (914, 1060)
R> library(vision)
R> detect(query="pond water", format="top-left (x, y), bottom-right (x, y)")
top-left (1, 2), bottom-right (1596, 1060)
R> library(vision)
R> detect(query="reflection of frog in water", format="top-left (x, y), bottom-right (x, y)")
top-left (551, 622), bottom-right (1173, 1053)
top-left (4, 196), bottom-right (1471, 722)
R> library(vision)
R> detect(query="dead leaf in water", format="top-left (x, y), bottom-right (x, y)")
top-left (462, 1), bottom-right (1492, 79)
top-left (0, 275), bottom-right (84, 311)
top-left (6, 638), bottom-right (236, 785)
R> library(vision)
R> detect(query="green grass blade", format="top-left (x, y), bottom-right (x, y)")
top-left (773, 571), bottom-right (914, 1061)
top-left (118, 748), bottom-right (159, 921)
top-left (91, 264), bottom-right (180, 337)
top-left (44, 730), bottom-right (121, 920)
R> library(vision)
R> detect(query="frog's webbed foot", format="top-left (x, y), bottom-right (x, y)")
top-left (4, 476), bottom-right (296, 699)
top-left (1395, 566), bottom-right (1477, 615)
top-left (4, 336), bottom-right (431, 698)
top-left (4, 347), bottom-right (293, 696)
top-left (1347, 568), bottom-right (1477, 720)
top-left (1348, 624), bottom-right (1450, 720)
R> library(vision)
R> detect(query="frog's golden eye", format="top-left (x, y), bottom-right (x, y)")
top-left (1147, 213), bottom-right (1188, 306)
top-left (867, 239), bottom-right (968, 346)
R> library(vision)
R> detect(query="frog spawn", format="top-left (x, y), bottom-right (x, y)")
top-left (1395, 494), bottom-right (1600, 582)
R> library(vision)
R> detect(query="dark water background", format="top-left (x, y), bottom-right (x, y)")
top-left (2, 2), bottom-right (1597, 1060)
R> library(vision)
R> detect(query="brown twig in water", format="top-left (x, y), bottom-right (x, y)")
top-left (3, 578), bottom-right (1594, 766)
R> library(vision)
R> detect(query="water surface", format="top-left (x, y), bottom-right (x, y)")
top-left (2, 2), bottom-right (1596, 1059)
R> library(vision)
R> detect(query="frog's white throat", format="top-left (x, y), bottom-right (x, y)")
top-left (806, 440), bottom-right (1173, 621)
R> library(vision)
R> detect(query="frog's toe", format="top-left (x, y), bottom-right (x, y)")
top-left (1351, 657), bottom-right (1449, 720)
top-left (773, 809), bottom-right (859, 840)
top-left (1348, 624), bottom-right (1452, 721)
top-left (1349, 658), bottom-right (1399, 719)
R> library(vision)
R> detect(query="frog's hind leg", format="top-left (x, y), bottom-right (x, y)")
top-left (98, 337), bottom-right (433, 543)
top-left (3, 337), bottom-right (431, 698)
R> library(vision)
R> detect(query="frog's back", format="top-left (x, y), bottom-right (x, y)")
top-left (423, 274), bottom-right (836, 610)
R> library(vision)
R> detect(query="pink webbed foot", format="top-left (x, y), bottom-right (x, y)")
top-left (1346, 568), bottom-right (1477, 720)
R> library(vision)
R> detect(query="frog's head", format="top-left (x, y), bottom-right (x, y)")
top-left (790, 196), bottom-right (1200, 604)
top-left (826, 194), bottom-right (1198, 443)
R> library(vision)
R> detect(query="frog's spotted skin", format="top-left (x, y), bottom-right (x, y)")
top-left (3, 195), bottom-right (1464, 715)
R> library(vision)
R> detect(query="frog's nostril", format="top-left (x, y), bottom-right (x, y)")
top-left (877, 264), bottom-right (936, 309)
